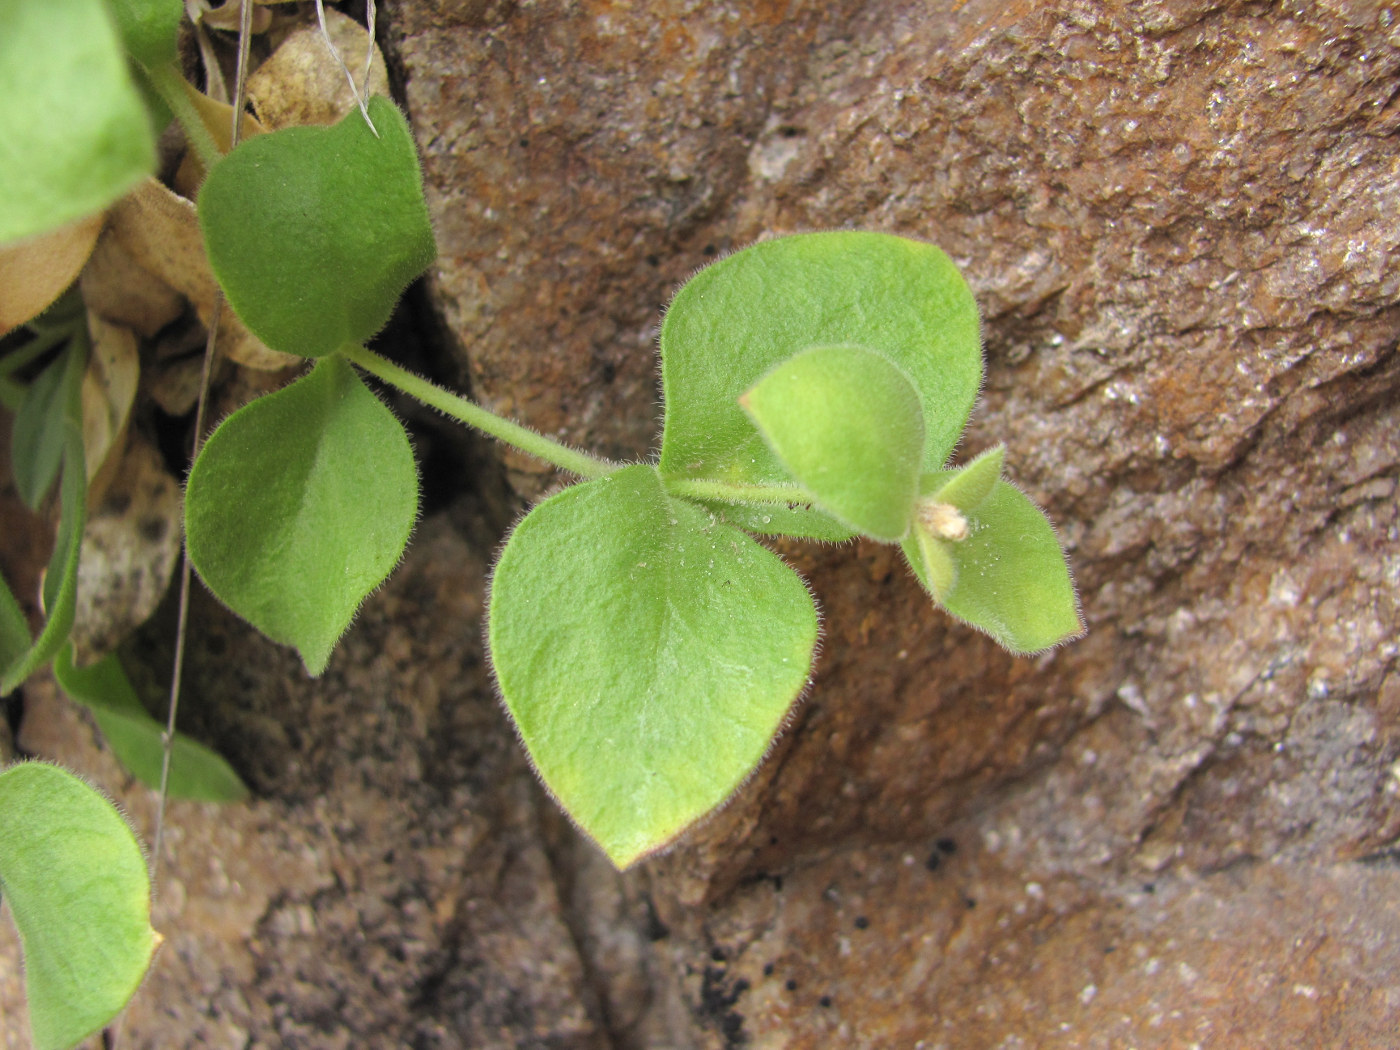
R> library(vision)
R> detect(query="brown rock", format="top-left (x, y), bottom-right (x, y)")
top-left (3, 1), bottom-right (1397, 1047)
top-left (389, 0), bottom-right (1400, 1043)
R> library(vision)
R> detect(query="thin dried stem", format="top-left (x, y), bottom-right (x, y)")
top-left (315, 0), bottom-right (379, 135)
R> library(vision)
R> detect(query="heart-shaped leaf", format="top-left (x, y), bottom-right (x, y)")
top-left (658, 232), bottom-right (981, 509)
top-left (0, 0), bottom-right (155, 243)
top-left (53, 645), bottom-right (248, 802)
top-left (0, 762), bottom-right (159, 1050)
top-left (903, 476), bottom-right (1083, 654)
top-left (488, 465), bottom-right (818, 868)
top-left (741, 344), bottom-right (925, 542)
top-left (186, 355), bottom-right (418, 675)
top-left (198, 95), bottom-right (435, 357)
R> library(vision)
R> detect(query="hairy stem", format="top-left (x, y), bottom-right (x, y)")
top-left (341, 344), bottom-right (617, 480)
top-left (142, 61), bottom-right (222, 171)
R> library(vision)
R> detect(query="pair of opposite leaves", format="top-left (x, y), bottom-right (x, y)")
top-left (189, 98), bottom-right (1081, 869)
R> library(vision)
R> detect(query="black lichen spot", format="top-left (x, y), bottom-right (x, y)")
top-left (703, 243), bottom-right (717, 256)
top-left (924, 850), bottom-right (941, 872)
top-left (853, 916), bottom-right (870, 930)
top-left (711, 947), bottom-right (727, 964)
top-left (819, 995), bottom-right (833, 1008)
top-left (963, 896), bottom-right (977, 909)
top-left (700, 966), bottom-right (750, 1048)
top-left (762, 962), bottom-right (774, 977)
top-left (936, 837), bottom-right (958, 855)
top-left (1142, 883), bottom-right (1156, 894)
top-left (785, 978), bottom-right (798, 992)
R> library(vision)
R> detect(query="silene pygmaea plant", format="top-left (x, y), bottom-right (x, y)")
top-left (2, 0), bottom-right (1080, 1042)
top-left (185, 97), bottom-right (1084, 867)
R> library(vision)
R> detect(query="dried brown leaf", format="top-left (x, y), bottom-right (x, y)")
top-left (0, 213), bottom-right (103, 334)
top-left (107, 178), bottom-right (298, 370)
top-left (69, 434), bottom-right (182, 666)
top-left (80, 231), bottom-right (184, 338)
top-left (81, 313), bottom-right (140, 502)
top-left (246, 9), bottom-right (389, 130)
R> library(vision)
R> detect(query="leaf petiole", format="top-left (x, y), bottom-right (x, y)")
top-left (140, 61), bottom-right (222, 171)
top-left (341, 343), bottom-right (618, 480)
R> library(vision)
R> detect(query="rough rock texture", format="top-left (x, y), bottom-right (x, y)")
top-left (3, 0), bottom-right (1399, 1047)
top-left (390, 0), bottom-right (1400, 1043)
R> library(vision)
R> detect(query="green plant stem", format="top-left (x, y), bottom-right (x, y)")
top-left (341, 344), bottom-right (617, 480)
top-left (662, 477), bottom-right (814, 506)
top-left (142, 61), bottom-right (221, 171)
top-left (0, 329), bottom-right (66, 379)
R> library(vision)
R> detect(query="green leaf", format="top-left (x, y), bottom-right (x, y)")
top-left (1, 345), bottom-right (87, 695)
top-left (907, 526), bottom-right (957, 599)
top-left (928, 444), bottom-right (1004, 512)
top-left (198, 96), bottom-right (436, 358)
top-left (186, 355), bottom-right (418, 675)
top-left (110, 0), bottom-right (183, 69)
top-left (10, 345), bottom-right (73, 510)
top-left (0, 572), bottom-right (30, 673)
top-left (488, 464), bottom-right (818, 868)
top-left (658, 231), bottom-right (981, 489)
top-left (0, 0), bottom-right (156, 244)
top-left (694, 499), bottom-right (856, 542)
top-left (903, 479), bottom-right (1083, 654)
top-left (53, 645), bottom-right (248, 802)
top-left (741, 344), bottom-right (925, 542)
top-left (0, 762), bottom-right (158, 1050)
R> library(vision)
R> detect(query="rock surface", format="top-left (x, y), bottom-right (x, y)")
top-left (3, 0), bottom-right (1399, 1047)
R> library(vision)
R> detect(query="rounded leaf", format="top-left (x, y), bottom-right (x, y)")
top-left (658, 232), bottom-right (981, 490)
top-left (186, 356), bottom-right (418, 674)
top-left (0, 762), bottom-right (159, 1050)
top-left (741, 344), bottom-right (925, 541)
top-left (0, 0), bottom-right (155, 243)
top-left (197, 95), bottom-right (436, 357)
top-left (489, 465), bottom-right (818, 868)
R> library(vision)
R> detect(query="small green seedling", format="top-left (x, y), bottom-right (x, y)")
top-left (184, 103), bottom-right (1083, 867)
